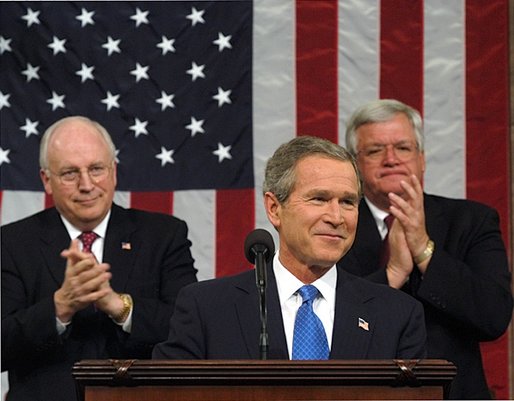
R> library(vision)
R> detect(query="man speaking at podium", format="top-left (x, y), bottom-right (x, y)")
top-left (153, 136), bottom-right (426, 360)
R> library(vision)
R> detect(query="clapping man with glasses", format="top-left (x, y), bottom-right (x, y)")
top-left (337, 99), bottom-right (512, 399)
top-left (1, 116), bottom-right (198, 401)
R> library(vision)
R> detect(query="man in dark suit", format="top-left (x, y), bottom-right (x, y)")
top-left (153, 135), bottom-right (426, 360)
top-left (1, 116), bottom-right (198, 401)
top-left (336, 99), bottom-right (513, 399)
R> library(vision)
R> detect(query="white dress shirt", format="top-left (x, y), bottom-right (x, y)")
top-left (56, 211), bottom-right (133, 333)
top-left (273, 252), bottom-right (337, 359)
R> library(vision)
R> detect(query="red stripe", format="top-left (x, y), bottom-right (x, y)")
top-left (465, 1), bottom-right (510, 398)
top-left (215, 189), bottom-right (254, 277)
top-left (130, 192), bottom-right (174, 214)
top-left (295, 0), bottom-right (338, 143)
top-left (379, 0), bottom-right (424, 113)
top-left (44, 193), bottom-right (55, 209)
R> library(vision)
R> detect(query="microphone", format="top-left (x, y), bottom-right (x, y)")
top-left (244, 229), bottom-right (275, 360)
top-left (244, 228), bottom-right (275, 288)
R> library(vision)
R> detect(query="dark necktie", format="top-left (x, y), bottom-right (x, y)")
top-left (79, 231), bottom-right (98, 253)
top-left (292, 285), bottom-right (330, 360)
top-left (378, 214), bottom-right (394, 268)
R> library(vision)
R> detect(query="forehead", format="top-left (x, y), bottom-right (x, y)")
top-left (357, 113), bottom-right (415, 141)
top-left (294, 155), bottom-right (358, 189)
top-left (48, 120), bottom-right (110, 164)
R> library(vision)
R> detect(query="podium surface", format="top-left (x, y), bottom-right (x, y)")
top-left (73, 359), bottom-right (456, 400)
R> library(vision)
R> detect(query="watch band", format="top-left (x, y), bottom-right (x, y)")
top-left (413, 239), bottom-right (434, 265)
top-left (112, 293), bottom-right (133, 323)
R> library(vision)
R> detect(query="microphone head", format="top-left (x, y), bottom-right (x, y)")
top-left (244, 229), bottom-right (275, 264)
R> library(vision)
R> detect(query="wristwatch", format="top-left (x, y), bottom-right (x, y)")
top-left (413, 239), bottom-right (434, 265)
top-left (112, 293), bottom-right (133, 323)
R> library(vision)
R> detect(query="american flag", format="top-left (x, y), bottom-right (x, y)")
top-left (0, 0), bottom-right (511, 398)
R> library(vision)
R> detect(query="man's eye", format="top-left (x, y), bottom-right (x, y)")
top-left (61, 171), bottom-right (77, 179)
top-left (367, 148), bottom-right (382, 155)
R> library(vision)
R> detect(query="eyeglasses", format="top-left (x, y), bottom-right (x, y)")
top-left (357, 142), bottom-right (419, 162)
top-left (48, 164), bottom-right (112, 186)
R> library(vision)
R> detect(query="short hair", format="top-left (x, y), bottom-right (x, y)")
top-left (263, 135), bottom-right (361, 204)
top-left (39, 116), bottom-right (116, 170)
top-left (345, 99), bottom-right (424, 155)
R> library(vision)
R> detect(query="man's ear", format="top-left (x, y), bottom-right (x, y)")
top-left (263, 192), bottom-right (281, 229)
top-left (40, 169), bottom-right (53, 195)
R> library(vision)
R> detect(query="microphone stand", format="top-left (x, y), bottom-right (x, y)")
top-left (254, 250), bottom-right (268, 360)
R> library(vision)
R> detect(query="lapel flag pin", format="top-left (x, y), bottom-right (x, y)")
top-left (358, 317), bottom-right (369, 331)
top-left (121, 242), bottom-right (132, 250)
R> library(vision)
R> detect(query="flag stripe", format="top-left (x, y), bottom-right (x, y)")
top-left (296, 0), bottom-right (339, 142)
top-left (465, 2), bottom-right (511, 398)
top-left (130, 192), bottom-right (173, 214)
top-left (423, 0), bottom-right (466, 198)
top-left (252, 0), bottom-right (295, 242)
top-left (338, 0), bottom-right (380, 143)
top-left (215, 189), bottom-right (254, 277)
top-left (379, 0), bottom-right (424, 113)
top-left (174, 190), bottom-right (216, 281)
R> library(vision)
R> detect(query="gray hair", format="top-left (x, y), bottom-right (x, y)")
top-left (263, 135), bottom-right (361, 204)
top-left (345, 99), bottom-right (424, 155)
top-left (39, 116), bottom-right (116, 170)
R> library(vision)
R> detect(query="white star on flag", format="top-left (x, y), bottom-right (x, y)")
top-left (20, 118), bottom-right (39, 138)
top-left (0, 36), bottom-right (12, 55)
top-left (213, 143), bottom-right (232, 163)
top-left (186, 7), bottom-right (205, 27)
top-left (21, 63), bottom-right (40, 82)
top-left (76, 8), bottom-right (95, 27)
top-left (0, 148), bottom-right (10, 166)
top-left (156, 35), bottom-right (175, 55)
top-left (130, 63), bottom-right (149, 82)
top-left (156, 91), bottom-right (175, 111)
top-left (213, 87), bottom-right (232, 107)
top-left (46, 91), bottom-right (65, 111)
top-left (102, 36), bottom-right (121, 56)
top-left (76, 63), bottom-right (95, 83)
top-left (101, 91), bottom-right (120, 111)
top-left (130, 8), bottom-right (149, 27)
top-left (213, 32), bottom-right (232, 52)
top-left (48, 36), bottom-right (67, 55)
top-left (0, 91), bottom-right (11, 110)
top-left (186, 117), bottom-right (205, 137)
top-left (129, 118), bottom-right (149, 138)
top-left (155, 147), bottom-right (175, 166)
top-left (186, 61), bottom-right (205, 81)
top-left (21, 8), bottom-right (40, 27)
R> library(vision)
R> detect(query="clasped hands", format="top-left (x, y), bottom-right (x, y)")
top-left (54, 239), bottom-right (124, 323)
top-left (385, 174), bottom-right (431, 289)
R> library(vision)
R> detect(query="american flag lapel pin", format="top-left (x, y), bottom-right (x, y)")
top-left (121, 242), bottom-right (132, 250)
top-left (358, 317), bottom-right (369, 331)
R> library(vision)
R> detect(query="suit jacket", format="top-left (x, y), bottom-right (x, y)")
top-left (337, 195), bottom-right (513, 399)
top-left (152, 265), bottom-right (426, 360)
top-left (1, 204), bottom-right (198, 401)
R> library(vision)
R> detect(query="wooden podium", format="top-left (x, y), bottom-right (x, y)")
top-left (73, 359), bottom-right (456, 400)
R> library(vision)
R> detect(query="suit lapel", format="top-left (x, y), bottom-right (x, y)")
top-left (39, 209), bottom-right (72, 286)
top-left (235, 266), bottom-right (288, 359)
top-left (330, 270), bottom-right (377, 359)
top-left (103, 205), bottom-right (138, 291)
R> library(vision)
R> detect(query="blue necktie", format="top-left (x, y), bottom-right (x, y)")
top-left (292, 285), bottom-right (330, 360)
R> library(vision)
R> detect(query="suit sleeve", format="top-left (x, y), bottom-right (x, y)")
top-left (152, 284), bottom-right (206, 359)
top-left (396, 298), bottom-right (427, 359)
top-left (417, 206), bottom-right (513, 340)
top-left (1, 238), bottom-right (65, 370)
top-left (124, 218), bottom-right (198, 353)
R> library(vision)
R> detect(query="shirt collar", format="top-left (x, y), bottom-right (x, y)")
top-left (364, 197), bottom-right (390, 238)
top-left (273, 251), bottom-right (337, 305)
top-left (61, 209), bottom-right (111, 240)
